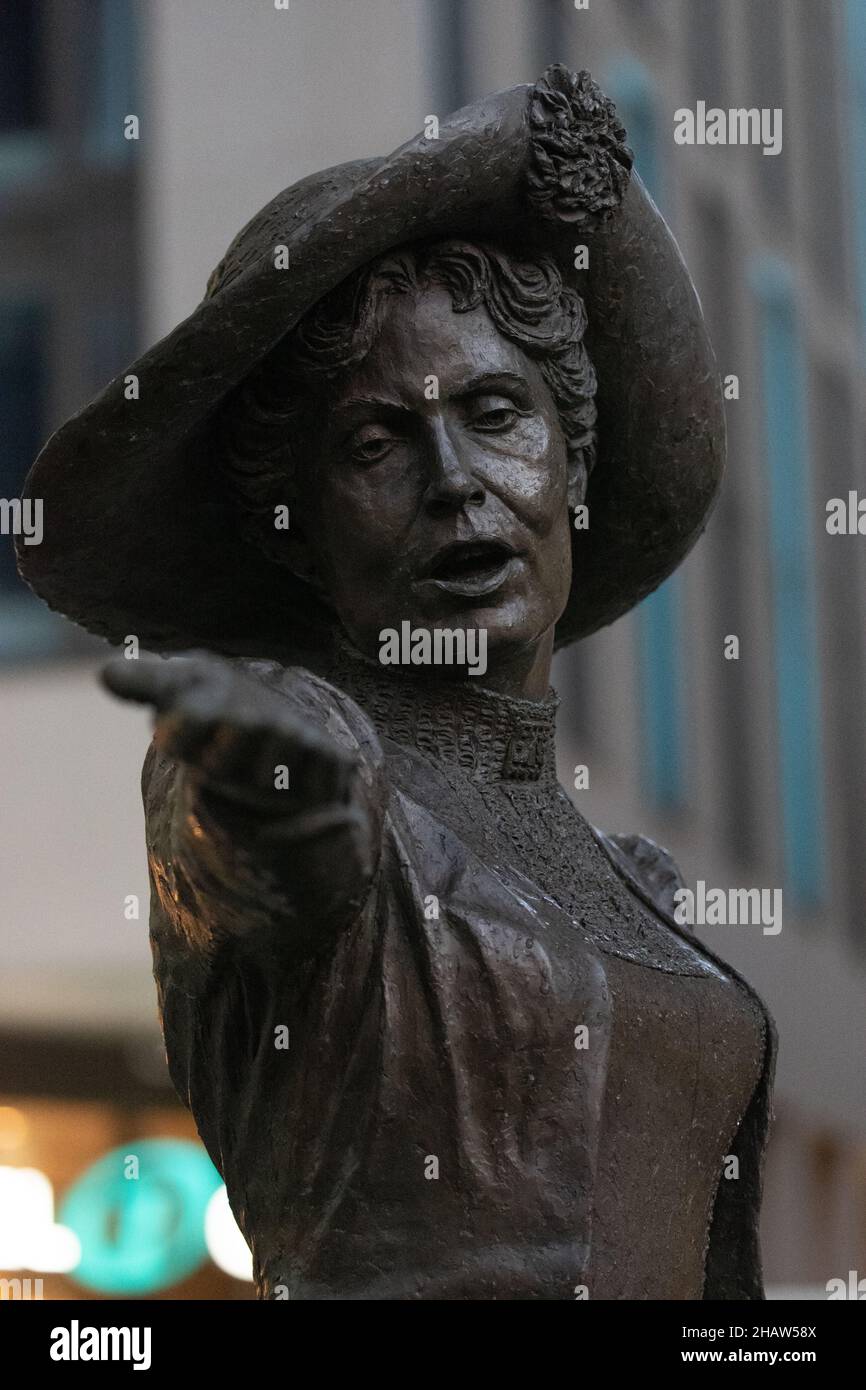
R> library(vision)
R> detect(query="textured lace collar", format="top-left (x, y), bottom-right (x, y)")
top-left (329, 640), bottom-right (559, 785)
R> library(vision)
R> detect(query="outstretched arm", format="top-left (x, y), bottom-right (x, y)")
top-left (103, 653), bottom-right (386, 957)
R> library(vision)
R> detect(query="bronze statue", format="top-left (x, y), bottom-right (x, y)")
top-left (18, 66), bottom-right (775, 1300)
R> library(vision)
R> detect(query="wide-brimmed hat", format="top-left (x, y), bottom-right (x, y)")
top-left (16, 65), bottom-right (724, 665)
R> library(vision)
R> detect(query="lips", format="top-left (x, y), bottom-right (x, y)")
top-left (416, 539), bottom-right (522, 598)
top-left (427, 539), bottom-right (515, 580)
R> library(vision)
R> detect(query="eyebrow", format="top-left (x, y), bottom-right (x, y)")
top-left (452, 371), bottom-right (532, 398)
top-left (332, 393), bottom-right (411, 415)
top-left (332, 370), bottom-right (532, 417)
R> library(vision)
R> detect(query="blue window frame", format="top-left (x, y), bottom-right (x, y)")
top-left (751, 257), bottom-right (825, 907)
top-left (0, 0), bottom-right (53, 187)
top-left (84, 0), bottom-right (140, 164)
top-left (605, 58), bottom-right (684, 810)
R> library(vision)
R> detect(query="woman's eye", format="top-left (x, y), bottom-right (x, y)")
top-left (350, 433), bottom-right (395, 464)
top-left (470, 401), bottom-right (520, 432)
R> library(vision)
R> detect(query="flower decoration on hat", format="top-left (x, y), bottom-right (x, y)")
top-left (527, 64), bottom-right (634, 225)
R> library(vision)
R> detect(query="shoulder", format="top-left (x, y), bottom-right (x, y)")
top-left (592, 828), bottom-right (687, 925)
top-left (242, 659), bottom-right (386, 779)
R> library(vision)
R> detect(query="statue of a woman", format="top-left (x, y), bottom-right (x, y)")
top-left (18, 66), bottom-right (775, 1300)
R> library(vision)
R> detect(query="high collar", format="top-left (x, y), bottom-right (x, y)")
top-left (329, 640), bottom-right (559, 785)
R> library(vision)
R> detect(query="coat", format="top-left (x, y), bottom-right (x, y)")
top-left (142, 653), bottom-right (776, 1300)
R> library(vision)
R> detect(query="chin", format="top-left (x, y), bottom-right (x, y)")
top-left (470, 600), bottom-right (552, 650)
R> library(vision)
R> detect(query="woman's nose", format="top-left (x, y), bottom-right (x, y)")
top-left (422, 418), bottom-right (486, 514)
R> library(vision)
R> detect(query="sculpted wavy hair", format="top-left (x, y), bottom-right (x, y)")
top-left (219, 239), bottom-right (598, 569)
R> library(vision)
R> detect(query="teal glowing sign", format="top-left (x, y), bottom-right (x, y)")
top-left (59, 1139), bottom-right (223, 1294)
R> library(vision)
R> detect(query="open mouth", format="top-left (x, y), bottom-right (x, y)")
top-left (417, 540), bottom-right (521, 597)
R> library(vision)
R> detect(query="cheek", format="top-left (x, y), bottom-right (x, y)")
top-left (309, 479), bottom-right (405, 609)
top-left (528, 499), bottom-right (571, 587)
top-left (527, 508), bottom-right (573, 629)
top-left (548, 505), bottom-right (575, 576)
top-left (501, 430), bottom-right (569, 533)
top-left (321, 465), bottom-right (412, 547)
top-left (521, 440), bottom-right (572, 594)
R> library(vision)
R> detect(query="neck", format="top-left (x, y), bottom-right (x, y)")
top-left (474, 626), bottom-right (555, 699)
top-left (345, 626), bottom-right (555, 701)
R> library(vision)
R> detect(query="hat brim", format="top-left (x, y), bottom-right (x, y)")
top-left (17, 67), bottom-right (724, 664)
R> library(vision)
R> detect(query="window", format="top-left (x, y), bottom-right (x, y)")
top-left (0, 2), bottom-right (141, 663)
top-left (751, 258), bottom-right (825, 907)
top-left (83, 0), bottom-right (139, 164)
top-left (0, 1), bottom-right (43, 133)
top-left (605, 58), bottom-right (684, 811)
top-left (0, 0), bottom-right (51, 185)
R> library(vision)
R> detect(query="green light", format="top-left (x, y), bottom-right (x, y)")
top-left (59, 1139), bottom-right (223, 1294)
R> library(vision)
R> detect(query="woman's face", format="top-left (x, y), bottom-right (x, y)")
top-left (299, 285), bottom-right (575, 686)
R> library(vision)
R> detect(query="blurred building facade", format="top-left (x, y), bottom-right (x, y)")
top-left (1, 0), bottom-right (864, 1296)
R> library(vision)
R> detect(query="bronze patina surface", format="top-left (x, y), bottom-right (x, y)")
top-left (18, 66), bottom-right (775, 1300)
